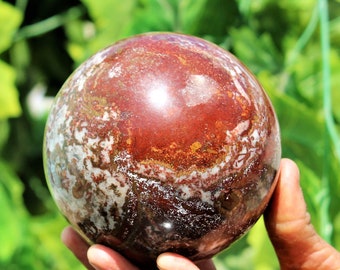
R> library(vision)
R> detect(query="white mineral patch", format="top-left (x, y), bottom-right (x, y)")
top-left (46, 104), bottom-right (68, 153)
top-left (199, 190), bottom-right (213, 205)
top-left (108, 64), bottom-right (122, 78)
top-left (56, 182), bottom-right (91, 221)
top-left (233, 120), bottom-right (250, 135)
top-left (181, 75), bottom-right (218, 107)
top-left (74, 127), bottom-right (87, 143)
top-left (87, 136), bottom-right (101, 148)
top-left (232, 76), bottom-right (251, 104)
top-left (178, 184), bottom-right (191, 200)
top-left (98, 174), bottom-right (130, 221)
top-left (100, 149), bottom-right (111, 164)
top-left (210, 165), bottom-right (220, 176)
top-left (99, 135), bottom-right (114, 150)
top-left (229, 69), bottom-right (236, 77)
top-left (90, 49), bottom-right (107, 66)
top-left (73, 49), bottom-right (107, 92)
top-left (102, 111), bottom-right (110, 121)
top-left (249, 128), bottom-right (260, 147)
top-left (233, 154), bottom-right (245, 169)
top-left (234, 65), bottom-right (242, 74)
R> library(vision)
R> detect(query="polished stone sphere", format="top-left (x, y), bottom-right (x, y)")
top-left (43, 32), bottom-right (281, 268)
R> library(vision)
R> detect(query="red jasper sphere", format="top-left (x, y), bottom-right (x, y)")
top-left (43, 32), bottom-right (281, 268)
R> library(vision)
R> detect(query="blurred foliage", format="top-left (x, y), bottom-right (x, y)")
top-left (0, 0), bottom-right (339, 269)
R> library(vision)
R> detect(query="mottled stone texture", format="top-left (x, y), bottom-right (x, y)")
top-left (43, 33), bottom-right (281, 268)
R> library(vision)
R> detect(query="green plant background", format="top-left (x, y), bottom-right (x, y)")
top-left (1, 0), bottom-right (339, 269)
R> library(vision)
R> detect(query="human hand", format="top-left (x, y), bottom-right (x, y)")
top-left (61, 158), bottom-right (340, 269)
top-left (61, 227), bottom-right (215, 270)
top-left (264, 158), bottom-right (340, 269)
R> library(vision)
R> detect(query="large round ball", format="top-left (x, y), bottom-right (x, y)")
top-left (43, 32), bottom-right (281, 268)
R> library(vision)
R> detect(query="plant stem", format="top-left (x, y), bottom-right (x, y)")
top-left (285, 5), bottom-right (319, 69)
top-left (319, 0), bottom-right (337, 244)
top-left (15, 0), bottom-right (28, 13)
top-left (14, 5), bottom-right (85, 42)
top-left (280, 5), bottom-right (319, 92)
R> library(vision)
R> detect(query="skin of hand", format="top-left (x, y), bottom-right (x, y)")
top-left (61, 158), bottom-right (340, 270)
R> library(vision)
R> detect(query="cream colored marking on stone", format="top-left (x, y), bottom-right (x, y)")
top-left (74, 127), bottom-right (87, 143)
top-left (178, 184), bottom-right (191, 200)
top-left (181, 75), bottom-right (218, 107)
top-left (233, 120), bottom-right (250, 136)
top-left (99, 135), bottom-right (115, 163)
top-left (234, 65), bottom-right (242, 74)
top-left (46, 104), bottom-right (69, 152)
top-left (199, 190), bottom-right (214, 205)
top-left (98, 174), bottom-right (130, 221)
top-left (108, 64), bottom-right (122, 78)
top-left (232, 77), bottom-right (251, 104)
top-left (73, 49), bottom-right (108, 92)
top-left (87, 136), bottom-right (100, 148)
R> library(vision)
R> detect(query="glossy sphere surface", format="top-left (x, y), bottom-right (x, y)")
top-left (44, 33), bottom-right (281, 268)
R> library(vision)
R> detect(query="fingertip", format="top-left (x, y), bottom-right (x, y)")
top-left (265, 158), bottom-right (307, 230)
top-left (61, 226), bottom-right (74, 247)
top-left (156, 253), bottom-right (170, 270)
top-left (88, 244), bottom-right (139, 270)
top-left (279, 158), bottom-right (300, 186)
top-left (157, 253), bottom-right (200, 270)
top-left (87, 245), bottom-right (107, 270)
top-left (61, 226), bottom-right (88, 250)
top-left (265, 158), bottom-right (340, 269)
top-left (61, 226), bottom-right (94, 269)
top-left (277, 158), bottom-right (303, 215)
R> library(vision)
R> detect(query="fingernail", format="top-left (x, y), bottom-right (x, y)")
top-left (87, 246), bottom-right (106, 270)
top-left (156, 253), bottom-right (200, 270)
top-left (157, 254), bottom-right (173, 270)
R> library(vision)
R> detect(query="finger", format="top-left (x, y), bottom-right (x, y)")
top-left (196, 259), bottom-right (216, 270)
top-left (157, 253), bottom-right (216, 270)
top-left (61, 226), bottom-right (94, 270)
top-left (264, 158), bottom-right (340, 269)
top-left (87, 244), bottom-right (139, 270)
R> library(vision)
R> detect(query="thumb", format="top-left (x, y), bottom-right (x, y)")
top-left (264, 158), bottom-right (340, 270)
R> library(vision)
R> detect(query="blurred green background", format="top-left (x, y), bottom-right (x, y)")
top-left (1, 0), bottom-right (340, 269)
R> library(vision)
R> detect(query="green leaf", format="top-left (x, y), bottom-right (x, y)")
top-left (334, 212), bottom-right (340, 249)
top-left (258, 70), bottom-right (325, 175)
top-left (82, 0), bottom-right (135, 34)
top-left (230, 27), bottom-right (282, 74)
top-left (330, 49), bottom-right (340, 123)
top-left (128, 0), bottom-right (208, 34)
top-left (0, 160), bottom-right (27, 263)
top-left (67, 0), bottom-right (209, 64)
top-left (68, 0), bottom-right (137, 64)
top-left (247, 217), bottom-right (279, 270)
top-left (214, 236), bottom-right (253, 270)
top-left (9, 39), bottom-right (31, 84)
top-left (295, 159), bottom-right (323, 231)
top-left (0, 60), bottom-right (21, 119)
top-left (191, 0), bottom-right (240, 40)
top-left (284, 42), bottom-right (323, 107)
top-left (0, 120), bottom-right (9, 154)
top-left (28, 213), bottom-right (85, 270)
top-left (130, 0), bottom-right (176, 33)
top-left (0, 1), bottom-right (22, 53)
top-left (176, 0), bottom-right (208, 33)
